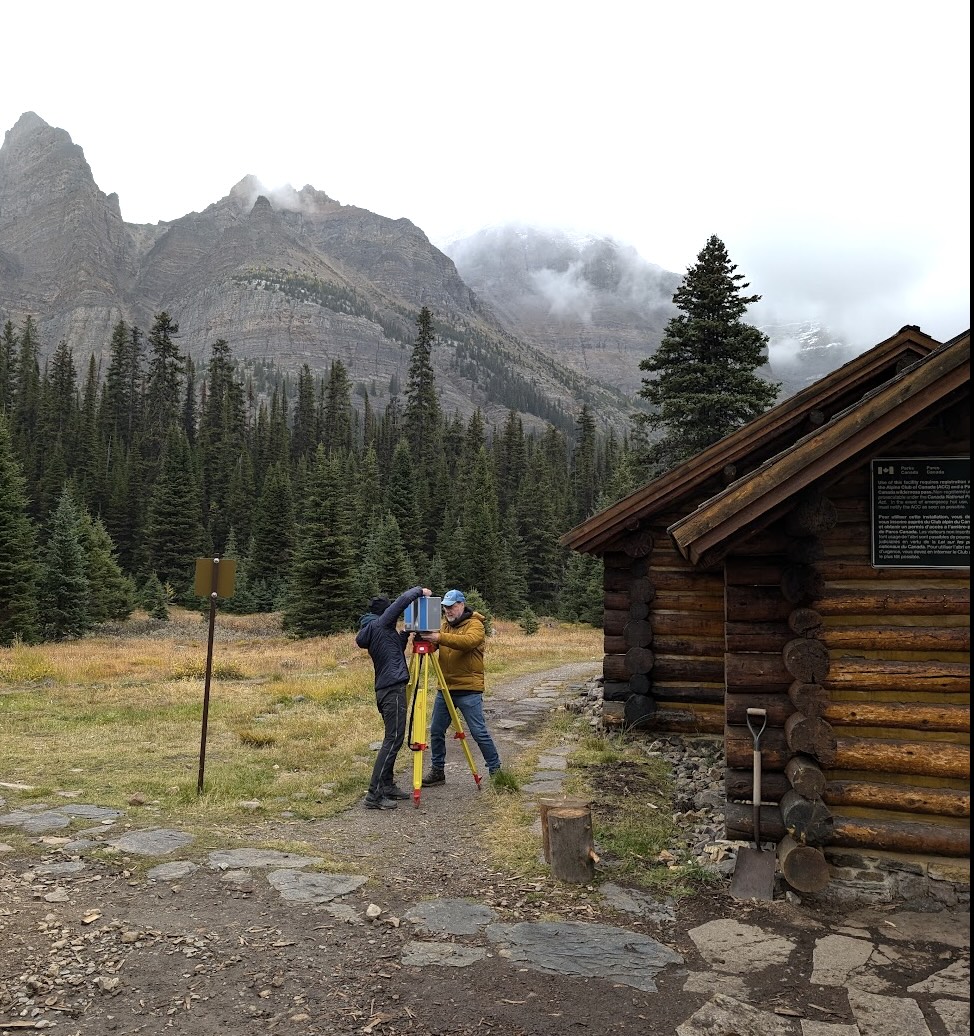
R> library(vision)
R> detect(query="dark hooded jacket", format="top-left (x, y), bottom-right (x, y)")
top-left (355, 586), bottom-right (425, 693)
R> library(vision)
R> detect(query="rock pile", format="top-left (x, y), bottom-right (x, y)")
top-left (567, 678), bottom-right (739, 877)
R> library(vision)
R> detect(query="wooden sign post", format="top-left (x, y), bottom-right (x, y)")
top-left (194, 556), bottom-right (236, 795)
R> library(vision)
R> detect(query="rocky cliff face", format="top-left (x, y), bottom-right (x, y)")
top-left (0, 113), bottom-right (627, 433)
top-left (444, 225), bottom-right (683, 400)
top-left (0, 112), bottom-right (858, 432)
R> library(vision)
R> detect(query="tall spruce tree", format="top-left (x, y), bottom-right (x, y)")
top-left (38, 489), bottom-right (91, 641)
top-left (144, 427), bottom-right (204, 599)
top-left (78, 509), bottom-right (135, 623)
top-left (403, 307), bottom-right (441, 468)
top-left (634, 234), bottom-right (780, 474)
top-left (321, 359), bottom-right (354, 455)
top-left (0, 320), bottom-right (16, 413)
top-left (142, 312), bottom-right (185, 469)
top-left (198, 339), bottom-right (247, 552)
top-left (282, 448), bottom-right (357, 636)
top-left (247, 461), bottom-right (294, 609)
top-left (0, 414), bottom-right (41, 644)
top-left (99, 321), bottom-right (144, 449)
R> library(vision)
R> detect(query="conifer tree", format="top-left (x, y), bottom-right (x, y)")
top-left (39, 489), bottom-right (91, 641)
top-left (384, 438), bottom-right (423, 556)
top-left (0, 414), bottom-right (41, 644)
top-left (450, 446), bottom-right (503, 604)
top-left (403, 306), bottom-right (441, 467)
top-left (10, 316), bottom-right (42, 510)
top-left (291, 364), bottom-right (318, 462)
top-left (560, 551), bottom-right (603, 625)
top-left (78, 355), bottom-right (107, 514)
top-left (282, 448), bottom-right (357, 636)
top-left (140, 571), bottom-right (170, 619)
top-left (142, 312), bottom-right (185, 478)
top-left (495, 409), bottom-right (526, 516)
top-left (78, 509), bottom-right (135, 623)
top-left (198, 339), bottom-right (247, 552)
top-left (515, 446), bottom-right (567, 613)
top-left (635, 234), bottom-right (780, 473)
top-left (321, 359), bottom-right (353, 455)
top-left (99, 321), bottom-right (144, 449)
top-left (144, 427), bottom-right (204, 599)
top-left (0, 319), bottom-right (16, 412)
top-left (36, 341), bottom-right (80, 517)
top-left (247, 461), bottom-right (294, 609)
top-left (572, 404), bottom-right (599, 522)
top-left (372, 514), bottom-right (417, 595)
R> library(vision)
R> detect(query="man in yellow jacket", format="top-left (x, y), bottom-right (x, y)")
top-left (421, 589), bottom-right (502, 785)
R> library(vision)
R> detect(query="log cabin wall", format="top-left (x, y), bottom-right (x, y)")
top-left (722, 463), bottom-right (970, 883)
top-left (601, 514), bottom-right (726, 734)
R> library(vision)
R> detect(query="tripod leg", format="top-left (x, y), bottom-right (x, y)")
top-left (429, 653), bottom-right (482, 788)
top-left (409, 655), bottom-right (428, 807)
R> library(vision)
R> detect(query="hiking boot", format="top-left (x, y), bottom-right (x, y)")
top-left (380, 784), bottom-right (411, 800)
top-left (364, 794), bottom-right (398, 810)
top-left (421, 768), bottom-right (446, 787)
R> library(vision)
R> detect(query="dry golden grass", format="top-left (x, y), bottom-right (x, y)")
top-left (0, 609), bottom-right (601, 838)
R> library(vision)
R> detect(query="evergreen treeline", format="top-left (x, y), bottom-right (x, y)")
top-left (0, 235), bottom-right (778, 646)
top-left (0, 306), bottom-right (633, 644)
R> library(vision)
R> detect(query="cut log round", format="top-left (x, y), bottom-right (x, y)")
top-left (624, 619), bottom-right (653, 648)
top-left (788, 608), bottom-right (824, 636)
top-left (783, 638), bottom-right (830, 683)
top-left (778, 834), bottom-right (830, 893)
top-left (624, 646), bottom-right (654, 675)
top-left (784, 712), bottom-right (838, 765)
top-left (628, 673), bottom-right (651, 695)
top-left (623, 529), bottom-right (655, 557)
top-left (788, 681), bottom-right (829, 718)
top-left (780, 789), bottom-right (834, 846)
top-left (785, 754), bottom-right (826, 798)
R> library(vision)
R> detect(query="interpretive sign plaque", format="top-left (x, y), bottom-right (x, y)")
top-left (871, 457), bottom-right (970, 568)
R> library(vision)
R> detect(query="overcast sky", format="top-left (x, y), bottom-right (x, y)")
top-left (2, 1), bottom-right (969, 350)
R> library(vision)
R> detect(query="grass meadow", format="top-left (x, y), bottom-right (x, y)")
top-left (1, 609), bottom-right (714, 893)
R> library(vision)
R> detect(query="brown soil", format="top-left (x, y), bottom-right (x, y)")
top-left (0, 661), bottom-right (958, 1035)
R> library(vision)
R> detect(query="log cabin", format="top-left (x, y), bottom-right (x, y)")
top-left (561, 326), bottom-right (970, 897)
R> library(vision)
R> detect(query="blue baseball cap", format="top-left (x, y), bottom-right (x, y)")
top-left (442, 589), bottom-right (465, 606)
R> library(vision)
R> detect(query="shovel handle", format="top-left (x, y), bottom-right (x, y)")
top-left (746, 708), bottom-right (767, 848)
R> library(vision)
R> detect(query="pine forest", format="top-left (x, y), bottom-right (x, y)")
top-left (1, 236), bottom-right (780, 646)
top-left (0, 306), bottom-right (635, 645)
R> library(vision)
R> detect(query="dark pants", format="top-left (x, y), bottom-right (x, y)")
top-left (368, 683), bottom-right (407, 796)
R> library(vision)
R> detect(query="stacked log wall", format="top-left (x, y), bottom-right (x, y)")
top-left (601, 517), bottom-right (726, 734)
top-left (724, 467), bottom-right (970, 866)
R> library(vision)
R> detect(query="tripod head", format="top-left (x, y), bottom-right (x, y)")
top-left (411, 635), bottom-right (435, 655)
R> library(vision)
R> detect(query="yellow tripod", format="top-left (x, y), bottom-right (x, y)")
top-left (405, 637), bottom-right (482, 806)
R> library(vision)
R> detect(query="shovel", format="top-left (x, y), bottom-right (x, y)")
top-left (730, 707), bottom-right (776, 900)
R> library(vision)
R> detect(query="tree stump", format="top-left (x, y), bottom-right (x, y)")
top-left (539, 796), bottom-right (591, 863)
top-left (547, 806), bottom-right (599, 883)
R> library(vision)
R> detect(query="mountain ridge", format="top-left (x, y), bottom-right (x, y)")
top-left (1, 112), bottom-right (862, 434)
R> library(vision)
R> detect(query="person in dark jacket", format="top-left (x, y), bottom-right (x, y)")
top-left (356, 586), bottom-right (431, 810)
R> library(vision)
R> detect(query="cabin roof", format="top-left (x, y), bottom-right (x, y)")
top-left (668, 331), bottom-right (970, 568)
top-left (561, 325), bottom-right (946, 556)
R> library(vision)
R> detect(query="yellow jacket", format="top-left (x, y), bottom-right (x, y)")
top-left (436, 609), bottom-right (486, 692)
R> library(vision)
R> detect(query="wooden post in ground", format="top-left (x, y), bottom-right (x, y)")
top-left (547, 806), bottom-right (600, 883)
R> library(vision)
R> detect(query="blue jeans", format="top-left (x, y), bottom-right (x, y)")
top-left (429, 691), bottom-right (502, 774)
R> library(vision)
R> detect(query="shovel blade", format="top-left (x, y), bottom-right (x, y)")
top-left (730, 847), bottom-right (776, 901)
